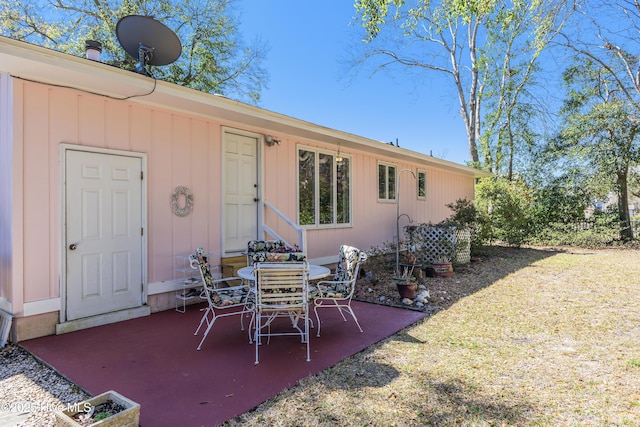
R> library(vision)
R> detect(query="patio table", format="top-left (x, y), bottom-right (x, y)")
top-left (237, 264), bottom-right (331, 282)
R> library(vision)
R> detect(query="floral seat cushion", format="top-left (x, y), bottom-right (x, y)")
top-left (314, 245), bottom-right (361, 299)
top-left (208, 286), bottom-right (248, 306)
top-left (250, 252), bottom-right (307, 264)
top-left (195, 248), bottom-right (250, 307)
top-left (247, 239), bottom-right (288, 253)
top-left (314, 282), bottom-right (348, 298)
top-left (246, 240), bottom-right (302, 265)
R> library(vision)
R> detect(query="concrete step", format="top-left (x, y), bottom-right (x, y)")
top-left (221, 256), bottom-right (247, 278)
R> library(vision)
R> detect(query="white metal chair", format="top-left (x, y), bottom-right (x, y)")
top-left (253, 262), bottom-right (310, 364)
top-left (312, 245), bottom-right (367, 337)
top-left (190, 249), bottom-right (255, 351)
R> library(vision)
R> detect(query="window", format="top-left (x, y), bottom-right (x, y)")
top-left (378, 162), bottom-right (396, 201)
top-left (298, 147), bottom-right (351, 226)
top-left (417, 170), bottom-right (426, 199)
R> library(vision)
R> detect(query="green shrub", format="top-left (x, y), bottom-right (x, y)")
top-left (475, 177), bottom-right (537, 247)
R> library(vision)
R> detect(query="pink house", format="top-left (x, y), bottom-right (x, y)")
top-left (0, 36), bottom-right (489, 342)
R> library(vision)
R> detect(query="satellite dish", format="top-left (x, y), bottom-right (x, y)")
top-left (116, 15), bottom-right (181, 76)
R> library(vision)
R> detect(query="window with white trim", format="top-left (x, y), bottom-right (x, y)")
top-left (298, 147), bottom-right (351, 226)
top-left (417, 169), bottom-right (426, 199)
top-left (378, 162), bottom-right (396, 201)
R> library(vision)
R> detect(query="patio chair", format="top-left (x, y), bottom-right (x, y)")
top-left (244, 241), bottom-right (307, 305)
top-left (190, 248), bottom-right (255, 351)
top-left (312, 245), bottom-right (367, 337)
top-left (253, 262), bottom-right (310, 364)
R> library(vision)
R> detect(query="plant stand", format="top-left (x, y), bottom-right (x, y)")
top-left (55, 390), bottom-right (140, 427)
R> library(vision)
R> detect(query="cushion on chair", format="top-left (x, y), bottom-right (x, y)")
top-left (195, 248), bottom-right (249, 306)
top-left (315, 282), bottom-right (348, 298)
top-left (247, 240), bottom-right (303, 264)
top-left (313, 245), bottom-right (361, 300)
top-left (247, 240), bottom-right (288, 253)
top-left (334, 245), bottom-right (360, 282)
top-left (265, 252), bottom-right (307, 262)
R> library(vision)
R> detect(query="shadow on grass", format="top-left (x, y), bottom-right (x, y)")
top-left (322, 359), bottom-right (400, 389)
top-left (388, 329), bottom-right (426, 344)
top-left (420, 377), bottom-right (533, 426)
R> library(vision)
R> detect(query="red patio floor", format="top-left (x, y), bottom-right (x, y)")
top-left (21, 301), bottom-right (426, 427)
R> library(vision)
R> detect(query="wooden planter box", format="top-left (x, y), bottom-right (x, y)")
top-left (55, 390), bottom-right (140, 427)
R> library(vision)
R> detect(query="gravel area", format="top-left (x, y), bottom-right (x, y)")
top-left (353, 250), bottom-right (493, 313)
top-left (0, 345), bottom-right (90, 426)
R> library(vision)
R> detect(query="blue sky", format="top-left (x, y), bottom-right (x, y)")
top-left (237, 1), bottom-right (470, 165)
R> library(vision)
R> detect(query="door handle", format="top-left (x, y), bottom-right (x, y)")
top-left (69, 244), bottom-right (77, 250)
top-left (254, 198), bottom-right (259, 202)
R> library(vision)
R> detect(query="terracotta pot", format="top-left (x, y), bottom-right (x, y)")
top-left (396, 281), bottom-right (418, 299)
top-left (432, 262), bottom-right (454, 278)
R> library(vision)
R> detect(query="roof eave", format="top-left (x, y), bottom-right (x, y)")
top-left (0, 36), bottom-right (490, 178)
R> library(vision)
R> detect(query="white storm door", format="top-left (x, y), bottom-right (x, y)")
top-left (65, 150), bottom-right (143, 321)
top-left (223, 132), bottom-right (259, 254)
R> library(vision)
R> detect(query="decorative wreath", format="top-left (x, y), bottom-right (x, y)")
top-left (170, 186), bottom-right (194, 217)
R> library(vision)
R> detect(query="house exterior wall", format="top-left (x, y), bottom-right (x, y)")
top-left (262, 140), bottom-right (474, 259)
top-left (7, 79), bottom-right (227, 314)
top-left (2, 75), bottom-right (478, 340)
top-left (342, 154), bottom-right (471, 254)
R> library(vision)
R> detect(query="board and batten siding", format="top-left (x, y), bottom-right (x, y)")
top-left (8, 77), bottom-right (477, 314)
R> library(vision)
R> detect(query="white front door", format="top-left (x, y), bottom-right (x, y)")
top-left (65, 150), bottom-right (144, 321)
top-left (223, 131), bottom-right (259, 255)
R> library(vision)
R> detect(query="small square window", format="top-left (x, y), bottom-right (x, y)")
top-left (378, 162), bottom-right (397, 201)
top-left (417, 170), bottom-right (426, 199)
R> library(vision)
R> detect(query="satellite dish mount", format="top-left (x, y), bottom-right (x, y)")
top-left (136, 44), bottom-right (155, 76)
top-left (116, 15), bottom-right (181, 77)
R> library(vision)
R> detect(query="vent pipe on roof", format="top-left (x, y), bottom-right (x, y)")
top-left (85, 40), bottom-right (102, 61)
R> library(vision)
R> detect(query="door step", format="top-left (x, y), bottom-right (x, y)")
top-left (221, 255), bottom-right (248, 278)
top-left (57, 306), bottom-right (151, 335)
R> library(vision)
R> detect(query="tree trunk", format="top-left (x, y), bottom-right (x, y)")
top-left (617, 169), bottom-right (633, 240)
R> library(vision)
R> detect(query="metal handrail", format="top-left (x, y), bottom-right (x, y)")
top-left (263, 200), bottom-right (306, 252)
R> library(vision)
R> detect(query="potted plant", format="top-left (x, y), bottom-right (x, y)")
top-left (431, 256), bottom-right (454, 278)
top-left (55, 390), bottom-right (140, 427)
top-left (394, 253), bottom-right (420, 299)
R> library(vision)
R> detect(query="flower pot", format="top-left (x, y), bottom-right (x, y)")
top-left (396, 281), bottom-right (418, 299)
top-left (55, 390), bottom-right (140, 427)
top-left (432, 262), bottom-right (454, 278)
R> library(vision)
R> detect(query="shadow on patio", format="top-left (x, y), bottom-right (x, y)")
top-left (21, 300), bottom-right (426, 427)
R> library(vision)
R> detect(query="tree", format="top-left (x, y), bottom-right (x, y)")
top-left (558, 0), bottom-right (640, 112)
top-left (353, 0), bottom-right (570, 171)
top-left (0, 0), bottom-right (267, 104)
top-left (556, 56), bottom-right (640, 240)
top-left (478, 0), bottom-right (569, 177)
top-left (554, 0), bottom-right (640, 240)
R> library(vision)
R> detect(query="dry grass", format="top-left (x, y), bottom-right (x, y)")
top-left (226, 246), bottom-right (640, 426)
